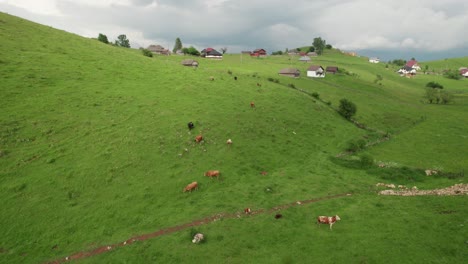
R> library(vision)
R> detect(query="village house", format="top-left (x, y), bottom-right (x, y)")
top-left (307, 65), bottom-right (325, 78)
top-left (397, 66), bottom-right (417, 76)
top-left (201, 48), bottom-right (223, 59)
top-left (299, 56), bottom-right (311, 62)
top-left (251, 48), bottom-right (267, 57)
top-left (460, 68), bottom-right (468, 78)
top-left (147, 44), bottom-right (170, 55)
top-left (405, 59), bottom-right (421, 70)
top-left (326, 66), bottom-right (339, 74)
top-left (278, 68), bottom-right (300, 78)
top-left (369, 57), bottom-right (380, 63)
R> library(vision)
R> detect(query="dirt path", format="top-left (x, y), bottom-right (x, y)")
top-left (45, 193), bottom-right (351, 264)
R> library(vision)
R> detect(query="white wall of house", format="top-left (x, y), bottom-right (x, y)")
top-left (307, 71), bottom-right (325, 78)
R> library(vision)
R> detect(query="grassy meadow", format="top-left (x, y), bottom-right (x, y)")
top-left (0, 12), bottom-right (467, 263)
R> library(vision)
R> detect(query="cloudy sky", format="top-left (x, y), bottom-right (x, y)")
top-left (1, 0), bottom-right (467, 60)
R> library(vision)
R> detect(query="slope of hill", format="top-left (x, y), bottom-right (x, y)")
top-left (0, 12), bottom-right (466, 264)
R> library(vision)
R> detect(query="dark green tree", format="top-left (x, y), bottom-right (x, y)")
top-left (141, 48), bottom-right (153, 57)
top-left (308, 46), bottom-right (315, 52)
top-left (313, 37), bottom-right (326, 55)
top-left (97, 33), bottom-right (109, 44)
top-left (426, 81), bottom-right (443, 89)
top-left (173, 37), bottom-right (183, 53)
top-left (115, 34), bottom-right (130, 48)
top-left (338, 98), bottom-right (357, 120)
top-left (182, 46), bottom-right (200, 56)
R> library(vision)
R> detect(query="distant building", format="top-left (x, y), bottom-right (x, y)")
top-left (369, 57), bottom-right (380, 63)
top-left (326, 66), bottom-right (339, 74)
top-left (147, 44), bottom-right (170, 55)
top-left (405, 59), bottom-right (421, 70)
top-left (299, 56), bottom-right (311, 62)
top-left (307, 65), bottom-right (325, 78)
top-left (201, 48), bottom-right (223, 59)
top-left (278, 68), bottom-right (300, 78)
top-left (251, 48), bottom-right (267, 57)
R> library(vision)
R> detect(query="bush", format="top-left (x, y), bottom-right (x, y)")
top-left (444, 69), bottom-right (462, 80)
top-left (346, 139), bottom-right (367, 152)
top-left (311, 92), bottom-right (320, 99)
top-left (426, 81), bottom-right (443, 89)
top-left (227, 70), bottom-right (232, 75)
top-left (338, 98), bottom-right (357, 120)
top-left (359, 154), bottom-right (374, 168)
top-left (288, 83), bottom-right (296, 88)
top-left (141, 49), bottom-right (153, 57)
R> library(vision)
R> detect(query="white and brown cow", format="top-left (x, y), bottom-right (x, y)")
top-left (317, 215), bottom-right (341, 230)
top-left (192, 233), bottom-right (204, 244)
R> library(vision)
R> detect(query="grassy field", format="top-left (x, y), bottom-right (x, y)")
top-left (0, 12), bottom-right (467, 264)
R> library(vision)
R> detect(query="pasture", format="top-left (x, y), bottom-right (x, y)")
top-left (0, 12), bottom-right (467, 263)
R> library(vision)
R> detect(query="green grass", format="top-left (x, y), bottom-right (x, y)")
top-left (0, 12), bottom-right (466, 264)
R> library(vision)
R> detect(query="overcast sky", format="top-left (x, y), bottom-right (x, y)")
top-left (1, 0), bottom-right (467, 61)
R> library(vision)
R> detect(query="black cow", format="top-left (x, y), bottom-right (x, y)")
top-left (188, 122), bottom-right (194, 130)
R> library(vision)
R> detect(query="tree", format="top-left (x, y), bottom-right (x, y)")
top-left (313, 37), bottom-right (326, 55)
top-left (443, 69), bottom-right (462, 80)
top-left (141, 48), bottom-right (153, 57)
top-left (426, 81), bottom-right (443, 89)
top-left (221, 47), bottom-right (228, 54)
top-left (326, 44), bottom-right (333, 49)
top-left (308, 46), bottom-right (315, 52)
top-left (97, 33), bottom-right (109, 44)
top-left (271, 50), bottom-right (283, 55)
top-left (173, 37), bottom-right (183, 53)
top-left (183, 46), bottom-right (200, 56)
top-left (338, 98), bottom-right (357, 120)
top-left (115, 34), bottom-right (130, 48)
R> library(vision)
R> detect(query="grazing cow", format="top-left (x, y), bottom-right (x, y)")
top-left (195, 135), bottom-right (203, 143)
top-left (244, 208), bottom-right (251, 214)
top-left (234, 76), bottom-right (237, 80)
top-left (250, 102), bottom-right (255, 108)
top-left (192, 233), bottom-right (204, 244)
top-left (317, 215), bottom-right (341, 230)
top-left (188, 122), bottom-right (194, 130)
top-left (275, 213), bottom-right (283, 219)
top-left (204, 170), bottom-right (220, 178)
top-left (226, 139), bottom-right (232, 145)
top-left (425, 169), bottom-right (438, 176)
top-left (257, 83), bottom-right (262, 87)
top-left (183, 182), bottom-right (198, 192)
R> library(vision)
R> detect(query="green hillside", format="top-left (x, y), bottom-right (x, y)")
top-left (0, 12), bottom-right (466, 264)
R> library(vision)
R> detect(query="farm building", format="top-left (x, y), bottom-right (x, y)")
top-left (307, 52), bottom-right (318, 57)
top-left (147, 44), bottom-right (170, 55)
top-left (405, 59), bottom-right (421, 70)
top-left (299, 56), bottom-right (311, 62)
top-left (307, 65), bottom-right (325, 78)
top-left (201, 48), bottom-right (223, 59)
top-left (397, 66), bottom-right (416, 76)
top-left (369, 57), bottom-right (380, 63)
top-left (181, 59), bottom-right (199, 67)
top-left (278, 68), bottom-right (300, 78)
top-left (326, 66), bottom-right (339, 74)
top-left (459, 68), bottom-right (468, 77)
top-left (251, 49), bottom-right (267, 57)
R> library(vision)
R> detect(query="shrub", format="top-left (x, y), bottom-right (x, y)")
top-left (359, 154), bottom-right (374, 168)
top-left (141, 49), bottom-right (153, 57)
top-left (227, 70), bottom-right (232, 75)
top-left (288, 83), bottom-right (296, 89)
top-left (311, 92), bottom-right (320, 99)
top-left (426, 81), bottom-right (443, 89)
top-left (338, 98), bottom-right (357, 120)
top-left (443, 69), bottom-right (462, 80)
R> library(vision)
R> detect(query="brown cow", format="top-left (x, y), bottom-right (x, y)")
top-left (250, 102), bottom-right (255, 108)
top-left (183, 182), bottom-right (198, 192)
top-left (195, 135), bottom-right (203, 143)
top-left (317, 215), bottom-right (341, 230)
top-left (204, 170), bottom-right (220, 179)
